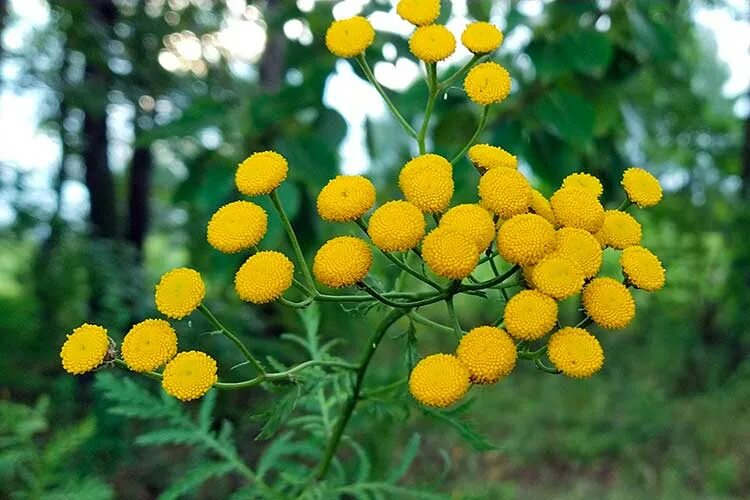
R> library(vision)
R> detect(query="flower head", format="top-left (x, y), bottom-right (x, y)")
top-left (236, 151), bottom-right (288, 196)
top-left (396, 0), bottom-right (440, 26)
top-left (235, 251), bottom-right (294, 304)
top-left (464, 62), bottom-right (511, 106)
top-left (478, 166), bottom-right (531, 219)
top-left (529, 189), bottom-right (556, 226)
top-left (398, 154), bottom-right (454, 213)
top-left (121, 319), bottom-right (178, 372)
top-left (467, 144), bottom-right (517, 170)
top-left (582, 278), bottom-right (636, 329)
top-left (409, 354), bottom-right (470, 407)
top-left (155, 268), bottom-right (205, 319)
top-left (562, 172), bottom-right (603, 198)
top-left (439, 204), bottom-right (496, 251)
top-left (162, 351), bottom-right (217, 401)
top-left (598, 210), bottom-right (642, 249)
top-left (60, 323), bottom-right (110, 375)
top-left (622, 167), bottom-right (662, 207)
top-left (325, 16), bottom-right (375, 58)
top-left (421, 227), bottom-right (479, 279)
top-left (313, 236), bottom-right (372, 288)
top-left (207, 201), bottom-right (267, 253)
top-left (620, 246), bottom-right (666, 291)
top-left (497, 213), bottom-right (556, 266)
top-left (409, 24), bottom-right (456, 62)
top-left (547, 327), bottom-right (603, 378)
top-left (551, 227), bottom-right (603, 278)
top-left (456, 326), bottom-right (516, 384)
top-left (550, 186), bottom-right (604, 233)
top-left (317, 175), bottom-right (376, 222)
top-left (367, 200), bottom-right (425, 252)
top-left (532, 256), bottom-right (584, 300)
top-left (461, 22), bottom-right (503, 54)
top-left (503, 290), bottom-right (558, 341)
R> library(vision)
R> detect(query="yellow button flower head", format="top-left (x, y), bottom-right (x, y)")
top-left (236, 151), bottom-right (288, 196)
top-left (620, 246), bottom-right (666, 291)
top-left (467, 144), bottom-right (517, 170)
top-left (550, 186), bottom-right (604, 233)
top-left (398, 154), bottom-right (454, 213)
top-left (162, 351), bottom-right (217, 401)
top-left (478, 166), bottom-right (531, 219)
top-left (422, 227), bottom-right (479, 279)
top-left (235, 251), bottom-right (294, 304)
top-left (456, 326), bottom-right (516, 384)
top-left (622, 167), bottom-right (662, 207)
top-left (60, 323), bottom-right (111, 375)
top-left (599, 210), bottom-right (642, 249)
top-left (313, 236), bottom-right (372, 288)
top-left (317, 175), bottom-right (376, 222)
top-left (409, 24), bottom-right (456, 63)
top-left (582, 278), bottom-right (636, 330)
top-left (367, 200), bottom-right (425, 252)
top-left (325, 16), bottom-right (375, 58)
top-left (562, 172), bottom-right (603, 198)
top-left (121, 319), bottom-right (178, 372)
top-left (439, 204), bottom-right (496, 251)
top-left (551, 227), bottom-right (603, 278)
top-left (409, 353), bottom-right (470, 407)
top-left (503, 290), bottom-right (558, 341)
top-left (529, 189), bottom-right (556, 226)
top-left (461, 22), bottom-right (503, 54)
top-left (207, 201), bottom-right (268, 253)
top-left (547, 327), bottom-right (604, 378)
top-left (464, 62), bottom-right (511, 106)
top-left (532, 256), bottom-right (584, 300)
top-left (396, 0), bottom-right (440, 26)
top-left (155, 268), bottom-right (205, 319)
top-left (497, 213), bottom-right (555, 266)
top-left (521, 265), bottom-right (537, 288)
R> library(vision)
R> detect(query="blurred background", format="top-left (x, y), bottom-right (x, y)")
top-left (1, 0), bottom-right (748, 498)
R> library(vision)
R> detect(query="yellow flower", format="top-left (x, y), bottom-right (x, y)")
top-left (396, 0), bottom-right (440, 26)
top-left (529, 189), bottom-right (556, 226)
top-left (496, 213), bottom-right (555, 266)
top-left (503, 290), bottom-right (558, 341)
top-left (325, 16), bottom-right (375, 58)
top-left (235, 251), bottom-right (294, 304)
top-left (582, 278), bottom-right (636, 330)
top-left (622, 167), bottom-right (662, 207)
top-left (398, 154), bottom-right (454, 213)
top-left (620, 246), bottom-right (666, 291)
top-left (409, 24), bottom-right (456, 62)
top-left (461, 22), bottom-right (503, 54)
top-left (562, 172), bottom-right (603, 198)
top-left (409, 354), bottom-right (470, 407)
top-left (478, 166), bottom-right (531, 219)
top-left (235, 151), bottom-right (288, 196)
top-left (464, 62), bottom-right (511, 106)
top-left (155, 268), bottom-right (205, 319)
top-left (547, 327), bottom-right (604, 378)
top-left (313, 236), bottom-right (372, 288)
top-left (439, 204), bottom-right (496, 251)
top-left (550, 186), bottom-right (604, 233)
top-left (317, 175), bottom-right (376, 222)
top-left (60, 323), bottom-right (111, 375)
top-left (598, 210), bottom-right (642, 249)
top-left (456, 326), bottom-right (516, 384)
top-left (121, 319), bottom-right (178, 372)
top-left (532, 256), bottom-right (584, 300)
top-left (162, 351), bottom-right (218, 401)
top-left (421, 227), bottom-right (479, 279)
top-left (367, 200), bottom-right (425, 252)
top-left (207, 201), bottom-right (268, 253)
top-left (467, 144), bottom-right (517, 170)
top-left (551, 227), bottom-right (603, 278)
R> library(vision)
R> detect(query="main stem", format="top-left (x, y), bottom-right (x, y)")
top-left (269, 189), bottom-right (316, 292)
top-left (198, 304), bottom-right (266, 375)
top-left (418, 62), bottom-right (438, 154)
top-left (356, 54), bottom-right (417, 138)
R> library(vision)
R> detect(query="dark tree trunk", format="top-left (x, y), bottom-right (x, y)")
top-left (259, 0), bottom-right (286, 94)
top-left (125, 144), bottom-right (153, 254)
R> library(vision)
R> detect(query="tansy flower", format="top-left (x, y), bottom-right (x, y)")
top-left (60, 323), bottom-right (111, 375)
top-left (620, 246), bottom-right (666, 291)
top-left (162, 351), bottom-right (218, 401)
top-left (551, 227), bottom-right (603, 278)
top-left (598, 210), bottom-right (642, 249)
top-left (464, 62), bottom-right (511, 106)
top-left (367, 200), bottom-right (425, 252)
top-left (547, 327), bottom-right (604, 378)
top-left (622, 167), bottom-right (662, 207)
top-left (503, 290), bottom-right (558, 341)
top-left (497, 213), bottom-right (556, 266)
top-left (317, 175), bottom-right (376, 222)
top-left (532, 256), bottom-right (584, 300)
top-left (409, 354), bottom-right (470, 407)
top-left (550, 186), bottom-right (604, 233)
top-left (396, 0), bottom-right (440, 26)
top-left (582, 278), bottom-right (636, 330)
top-left (235, 251), bottom-right (294, 304)
top-left (155, 268), bottom-right (205, 319)
top-left (121, 319), bottom-right (178, 372)
top-left (422, 227), bottom-right (479, 279)
top-left (478, 166), bottom-right (531, 219)
top-left (207, 201), bottom-right (268, 253)
top-left (461, 22), bottom-right (503, 54)
top-left (456, 326), bottom-right (516, 384)
top-left (325, 16), bottom-right (375, 58)
top-left (562, 172), bottom-right (603, 198)
top-left (529, 189), bottom-right (556, 226)
top-left (313, 236), bottom-right (372, 288)
top-left (439, 204), bottom-right (496, 251)
top-left (398, 154), bottom-right (454, 213)
top-left (521, 265), bottom-right (537, 288)
top-left (467, 144), bottom-right (517, 170)
top-left (409, 25), bottom-right (456, 62)
top-left (236, 151), bottom-right (288, 196)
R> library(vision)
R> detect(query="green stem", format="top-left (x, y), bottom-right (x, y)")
top-left (438, 54), bottom-right (483, 92)
top-left (617, 198), bottom-right (633, 211)
top-left (417, 63), bottom-right (438, 154)
top-left (445, 296), bottom-right (463, 338)
top-left (198, 304), bottom-right (266, 375)
top-left (461, 264), bottom-right (520, 291)
top-left (409, 311), bottom-right (456, 335)
top-left (357, 281), bottom-right (445, 308)
top-left (451, 105), bottom-right (490, 164)
top-left (534, 357), bottom-right (561, 374)
top-left (576, 316), bottom-right (594, 328)
top-left (279, 295), bottom-right (315, 308)
top-left (356, 54), bottom-right (417, 138)
top-left (270, 189), bottom-right (316, 292)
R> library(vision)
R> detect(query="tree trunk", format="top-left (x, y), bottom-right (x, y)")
top-left (125, 143), bottom-right (153, 254)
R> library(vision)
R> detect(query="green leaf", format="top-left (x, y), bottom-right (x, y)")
top-left (255, 384), bottom-right (302, 440)
top-left (533, 90), bottom-right (594, 147)
top-left (559, 30), bottom-right (613, 75)
top-left (405, 321), bottom-right (419, 375)
top-left (526, 40), bottom-right (570, 81)
top-left (198, 389), bottom-right (217, 432)
top-left (421, 400), bottom-right (497, 452)
top-left (158, 462), bottom-right (235, 500)
top-left (387, 433), bottom-right (421, 483)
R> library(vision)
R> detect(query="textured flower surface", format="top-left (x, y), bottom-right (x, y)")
top-left (467, 144), bottom-right (517, 170)
top-left (562, 172), bottom-right (603, 198)
top-left (162, 351), bottom-right (218, 401)
top-left (439, 204), bottom-right (496, 251)
top-left (456, 326), bottom-right (516, 383)
top-left (548, 327), bottom-right (604, 378)
top-left (155, 268), bottom-right (205, 319)
top-left (409, 24), bottom-right (456, 62)
top-left (461, 22), bottom-right (503, 54)
top-left (235, 151), bottom-right (288, 196)
top-left (409, 354), bottom-right (470, 407)
top-left (60, 323), bottom-right (110, 375)
top-left (478, 166), bottom-right (531, 219)
top-left (368, 200), bottom-right (425, 252)
top-left (503, 290), bottom-right (558, 341)
top-left (313, 236), bottom-right (372, 288)
top-left (121, 319), bottom-right (178, 372)
top-left (529, 189), bottom-right (556, 226)
top-left (325, 16), bottom-right (375, 58)
top-left (398, 154), bottom-right (454, 213)
top-left (550, 186), bottom-right (605, 233)
top-left (207, 201), bottom-right (267, 253)
top-left (551, 227), bottom-right (603, 278)
top-left (622, 167), bottom-right (662, 207)
top-left (396, 0), bottom-right (439, 26)
top-left (317, 175), bottom-right (376, 222)
top-left (497, 213), bottom-right (555, 266)
top-left (599, 210), bottom-right (642, 249)
top-left (235, 251), bottom-right (294, 304)
top-left (532, 256), bottom-right (584, 300)
top-left (582, 278), bottom-right (636, 329)
top-left (464, 62), bottom-right (511, 105)
top-left (621, 246), bottom-right (666, 291)
top-left (421, 227), bottom-right (478, 279)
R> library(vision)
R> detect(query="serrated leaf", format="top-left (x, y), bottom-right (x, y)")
top-left (135, 428), bottom-right (206, 447)
top-left (421, 402), bottom-right (496, 452)
top-left (255, 384), bottom-right (302, 440)
top-left (198, 389), bottom-right (217, 432)
top-left (158, 462), bottom-right (235, 500)
top-left (387, 433), bottom-right (420, 483)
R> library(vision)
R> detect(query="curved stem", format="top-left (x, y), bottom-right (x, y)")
top-left (356, 54), bottom-right (417, 138)
top-left (279, 295), bottom-right (315, 308)
top-left (445, 296), bottom-right (463, 338)
top-left (437, 54), bottom-right (484, 93)
top-left (358, 281), bottom-right (444, 308)
top-left (461, 264), bottom-right (520, 292)
top-left (617, 198), bottom-right (633, 211)
top-left (269, 189), bottom-right (316, 292)
top-left (198, 304), bottom-right (265, 375)
top-left (409, 311), bottom-right (455, 335)
top-left (576, 316), bottom-right (594, 328)
top-left (451, 105), bottom-right (490, 165)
